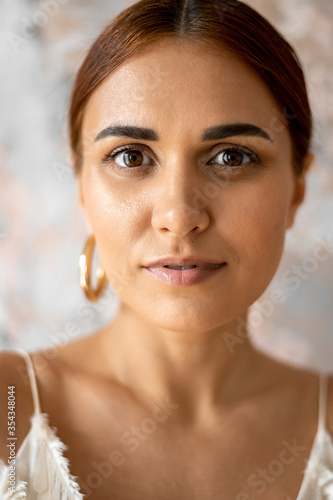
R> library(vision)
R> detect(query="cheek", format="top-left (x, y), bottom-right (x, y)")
top-left (82, 173), bottom-right (148, 280)
top-left (83, 169), bottom-right (141, 235)
top-left (224, 182), bottom-right (291, 274)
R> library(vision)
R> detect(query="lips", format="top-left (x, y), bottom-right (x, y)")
top-left (142, 256), bottom-right (227, 286)
top-left (143, 263), bottom-right (227, 286)
top-left (165, 265), bottom-right (201, 270)
top-left (164, 264), bottom-right (223, 270)
top-left (143, 256), bottom-right (226, 268)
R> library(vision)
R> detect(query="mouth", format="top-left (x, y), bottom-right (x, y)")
top-left (143, 255), bottom-right (226, 268)
top-left (143, 263), bottom-right (227, 286)
top-left (162, 264), bottom-right (224, 270)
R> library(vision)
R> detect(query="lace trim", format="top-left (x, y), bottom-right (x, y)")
top-left (0, 413), bottom-right (85, 499)
top-left (0, 459), bottom-right (28, 499)
top-left (300, 427), bottom-right (333, 498)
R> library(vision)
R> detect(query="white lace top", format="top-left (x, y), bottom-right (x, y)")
top-left (0, 349), bottom-right (333, 499)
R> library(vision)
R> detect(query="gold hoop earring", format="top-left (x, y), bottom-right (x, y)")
top-left (79, 234), bottom-right (107, 301)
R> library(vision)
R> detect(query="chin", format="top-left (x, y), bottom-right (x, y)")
top-left (141, 301), bottom-right (241, 334)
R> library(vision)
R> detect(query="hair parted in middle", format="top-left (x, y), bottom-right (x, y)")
top-left (69, 0), bottom-right (312, 176)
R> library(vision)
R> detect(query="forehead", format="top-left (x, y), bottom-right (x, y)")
top-left (82, 38), bottom-right (284, 141)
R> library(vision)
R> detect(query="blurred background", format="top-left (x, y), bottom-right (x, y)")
top-left (0, 0), bottom-right (332, 371)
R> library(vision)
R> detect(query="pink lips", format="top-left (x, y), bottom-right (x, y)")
top-left (143, 263), bottom-right (227, 286)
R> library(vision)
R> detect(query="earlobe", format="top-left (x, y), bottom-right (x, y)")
top-left (76, 178), bottom-right (94, 233)
top-left (69, 153), bottom-right (76, 168)
top-left (303, 152), bottom-right (315, 173)
top-left (77, 176), bottom-right (85, 209)
top-left (286, 153), bottom-right (315, 229)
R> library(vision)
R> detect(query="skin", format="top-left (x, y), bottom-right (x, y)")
top-left (76, 37), bottom-right (314, 419)
top-left (3, 37), bottom-right (333, 499)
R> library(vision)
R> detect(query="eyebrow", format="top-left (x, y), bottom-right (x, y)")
top-left (94, 125), bottom-right (158, 142)
top-left (94, 123), bottom-right (272, 143)
top-left (202, 123), bottom-right (272, 142)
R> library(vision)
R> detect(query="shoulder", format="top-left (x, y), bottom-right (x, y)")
top-left (0, 345), bottom-right (77, 463)
top-left (268, 359), bottom-right (333, 436)
top-left (301, 369), bottom-right (333, 437)
top-left (0, 351), bottom-right (35, 462)
top-left (0, 351), bottom-right (34, 412)
top-left (295, 368), bottom-right (333, 436)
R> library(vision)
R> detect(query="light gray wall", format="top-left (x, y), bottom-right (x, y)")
top-left (0, 0), bottom-right (332, 372)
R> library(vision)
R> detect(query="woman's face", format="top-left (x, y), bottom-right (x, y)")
top-left (78, 38), bottom-right (309, 333)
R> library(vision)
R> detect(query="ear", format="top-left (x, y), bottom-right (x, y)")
top-left (76, 173), bottom-right (94, 233)
top-left (286, 153), bottom-right (315, 229)
top-left (77, 174), bottom-right (85, 209)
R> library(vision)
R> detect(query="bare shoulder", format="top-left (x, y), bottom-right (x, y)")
top-left (0, 337), bottom-right (94, 464)
top-left (291, 366), bottom-right (333, 437)
top-left (22, 333), bottom-right (108, 414)
top-left (0, 351), bottom-right (35, 462)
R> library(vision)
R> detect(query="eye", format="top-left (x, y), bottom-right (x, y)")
top-left (211, 147), bottom-right (257, 167)
top-left (109, 147), bottom-right (153, 168)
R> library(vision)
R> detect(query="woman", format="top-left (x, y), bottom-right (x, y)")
top-left (0, 0), bottom-right (332, 498)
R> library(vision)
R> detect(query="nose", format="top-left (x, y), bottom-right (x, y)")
top-left (151, 160), bottom-right (210, 238)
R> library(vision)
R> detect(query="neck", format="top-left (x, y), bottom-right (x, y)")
top-left (98, 302), bottom-right (272, 425)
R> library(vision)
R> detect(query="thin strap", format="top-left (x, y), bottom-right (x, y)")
top-left (318, 372), bottom-right (328, 431)
top-left (16, 348), bottom-right (41, 416)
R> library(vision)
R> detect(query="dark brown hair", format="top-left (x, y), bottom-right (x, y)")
top-left (69, 0), bottom-right (312, 176)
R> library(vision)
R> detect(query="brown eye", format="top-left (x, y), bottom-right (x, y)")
top-left (222, 150), bottom-right (244, 166)
top-left (210, 147), bottom-right (255, 168)
top-left (114, 149), bottom-right (152, 168)
top-left (124, 151), bottom-right (143, 167)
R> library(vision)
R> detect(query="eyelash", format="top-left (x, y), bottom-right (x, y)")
top-left (102, 143), bottom-right (263, 175)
